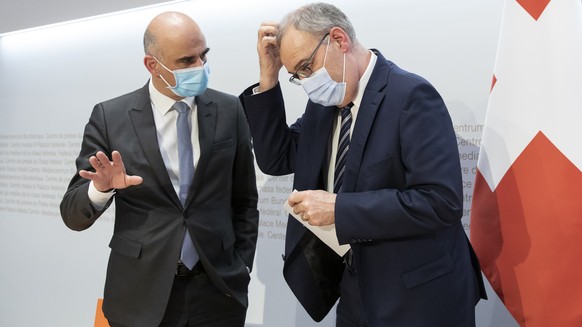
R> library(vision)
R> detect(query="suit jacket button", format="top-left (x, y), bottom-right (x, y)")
top-left (81, 208), bottom-right (91, 218)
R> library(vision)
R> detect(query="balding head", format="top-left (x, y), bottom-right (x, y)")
top-left (142, 11), bottom-right (209, 100)
top-left (143, 11), bottom-right (203, 60)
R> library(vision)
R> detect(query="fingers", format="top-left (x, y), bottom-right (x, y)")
top-left (289, 190), bottom-right (337, 226)
top-left (289, 190), bottom-right (311, 215)
top-left (88, 155), bottom-right (102, 171)
top-left (258, 30), bottom-right (279, 59)
top-left (79, 151), bottom-right (142, 191)
top-left (87, 151), bottom-right (115, 174)
top-left (257, 21), bottom-right (283, 92)
top-left (126, 175), bottom-right (143, 186)
top-left (79, 169), bottom-right (96, 180)
top-left (290, 191), bottom-right (310, 222)
top-left (288, 190), bottom-right (305, 205)
top-left (258, 21), bottom-right (279, 39)
top-left (111, 150), bottom-right (123, 168)
top-left (258, 22), bottom-right (278, 51)
top-left (95, 151), bottom-right (113, 167)
top-left (91, 151), bottom-right (126, 171)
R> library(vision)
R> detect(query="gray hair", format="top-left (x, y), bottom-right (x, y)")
top-left (278, 2), bottom-right (357, 45)
top-left (143, 28), bottom-right (159, 56)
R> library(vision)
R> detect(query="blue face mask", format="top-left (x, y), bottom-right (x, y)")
top-left (300, 38), bottom-right (346, 107)
top-left (155, 57), bottom-right (210, 98)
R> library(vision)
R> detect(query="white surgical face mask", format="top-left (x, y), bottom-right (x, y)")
top-left (300, 38), bottom-right (346, 107)
top-left (155, 57), bottom-right (210, 97)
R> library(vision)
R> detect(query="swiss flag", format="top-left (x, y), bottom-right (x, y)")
top-left (470, 0), bottom-right (582, 326)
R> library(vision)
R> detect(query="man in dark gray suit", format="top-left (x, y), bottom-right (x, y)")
top-left (60, 11), bottom-right (259, 327)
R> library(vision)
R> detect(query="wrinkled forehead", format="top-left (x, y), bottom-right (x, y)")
top-left (279, 28), bottom-right (321, 72)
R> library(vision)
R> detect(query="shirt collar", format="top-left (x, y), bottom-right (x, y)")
top-left (149, 80), bottom-right (195, 115)
top-left (352, 50), bottom-right (378, 108)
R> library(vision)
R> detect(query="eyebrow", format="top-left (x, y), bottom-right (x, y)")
top-left (177, 48), bottom-right (211, 63)
top-left (287, 57), bottom-right (313, 74)
top-left (291, 57), bottom-right (310, 74)
top-left (289, 33), bottom-right (328, 74)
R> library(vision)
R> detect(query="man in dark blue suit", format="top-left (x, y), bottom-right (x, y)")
top-left (240, 3), bottom-right (486, 326)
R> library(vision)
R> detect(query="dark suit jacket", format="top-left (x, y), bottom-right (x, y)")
top-left (60, 83), bottom-right (259, 327)
top-left (241, 51), bottom-right (486, 326)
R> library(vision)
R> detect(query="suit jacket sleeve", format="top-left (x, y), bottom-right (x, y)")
top-left (60, 103), bottom-right (113, 231)
top-left (240, 83), bottom-right (302, 176)
top-left (231, 99), bottom-right (260, 270)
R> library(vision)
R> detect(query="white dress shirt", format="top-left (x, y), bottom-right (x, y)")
top-left (88, 81), bottom-right (200, 208)
top-left (326, 50), bottom-right (377, 193)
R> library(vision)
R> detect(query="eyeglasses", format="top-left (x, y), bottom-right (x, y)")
top-left (289, 33), bottom-right (330, 85)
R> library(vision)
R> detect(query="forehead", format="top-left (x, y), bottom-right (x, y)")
top-left (279, 28), bottom-right (321, 70)
top-left (159, 26), bottom-right (207, 60)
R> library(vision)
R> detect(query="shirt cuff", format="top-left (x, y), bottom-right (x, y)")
top-left (88, 180), bottom-right (115, 210)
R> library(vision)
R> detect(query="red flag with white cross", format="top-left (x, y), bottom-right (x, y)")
top-left (470, 0), bottom-right (582, 326)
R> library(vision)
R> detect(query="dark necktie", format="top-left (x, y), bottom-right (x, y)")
top-left (333, 103), bottom-right (353, 194)
top-left (174, 101), bottom-right (198, 269)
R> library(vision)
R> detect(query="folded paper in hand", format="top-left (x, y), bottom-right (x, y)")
top-left (283, 196), bottom-right (351, 257)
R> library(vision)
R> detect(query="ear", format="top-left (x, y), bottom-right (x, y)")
top-left (144, 55), bottom-right (159, 75)
top-left (329, 27), bottom-right (350, 53)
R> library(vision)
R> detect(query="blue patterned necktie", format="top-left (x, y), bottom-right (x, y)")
top-left (174, 101), bottom-right (198, 269)
top-left (334, 103), bottom-right (353, 194)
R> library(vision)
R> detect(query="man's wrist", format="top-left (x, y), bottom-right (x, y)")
top-left (88, 180), bottom-right (115, 210)
top-left (258, 76), bottom-right (278, 93)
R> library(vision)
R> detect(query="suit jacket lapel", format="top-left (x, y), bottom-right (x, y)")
top-left (300, 105), bottom-right (337, 189)
top-left (343, 52), bottom-right (389, 192)
top-left (129, 84), bottom-right (182, 208)
top-left (186, 92), bottom-right (216, 206)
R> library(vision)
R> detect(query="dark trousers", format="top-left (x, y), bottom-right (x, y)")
top-left (159, 270), bottom-right (247, 327)
top-left (336, 258), bottom-right (368, 327)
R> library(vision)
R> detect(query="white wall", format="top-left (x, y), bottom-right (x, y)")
top-left (0, 0), bottom-right (518, 326)
top-left (0, 0), bottom-right (173, 34)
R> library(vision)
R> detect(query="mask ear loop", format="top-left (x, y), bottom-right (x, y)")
top-left (153, 56), bottom-right (177, 88)
top-left (158, 74), bottom-right (175, 89)
top-left (153, 56), bottom-right (172, 72)
top-left (323, 36), bottom-right (330, 67)
top-left (323, 36), bottom-right (346, 83)
top-left (342, 52), bottom-right (346, 83)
